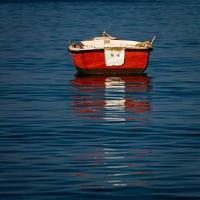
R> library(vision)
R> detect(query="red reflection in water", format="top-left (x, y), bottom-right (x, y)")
top-left (72, 75), bottom-right (149, 89)
top-left (71, 75), bottom-right (150, 120)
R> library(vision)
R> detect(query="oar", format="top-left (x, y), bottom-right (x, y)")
top-left (151, 35), bottom-right (156, 45)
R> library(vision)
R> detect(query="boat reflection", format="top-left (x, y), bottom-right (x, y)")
top-left (71, 74), bottom-right (150, 122)
top-left (70, 145), bottom-right (152, 189)
top-left (70, 74), bottom-right (152, 188)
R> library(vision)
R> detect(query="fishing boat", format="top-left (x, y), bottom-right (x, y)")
top-left (68, 32), bottom-right (155, 75)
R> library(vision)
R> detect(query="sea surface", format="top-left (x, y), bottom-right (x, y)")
top-left (0, 0), bottom-right (200, 199)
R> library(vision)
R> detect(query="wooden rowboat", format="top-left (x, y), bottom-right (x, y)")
top-left (68, 32), bottom-right (155, 75)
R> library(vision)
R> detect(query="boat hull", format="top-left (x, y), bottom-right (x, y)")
top-left (70, 49), bottom-right (151, 75)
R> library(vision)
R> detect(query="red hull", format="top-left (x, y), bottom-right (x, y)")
top-left (70, 50), bottom-right (150, 75)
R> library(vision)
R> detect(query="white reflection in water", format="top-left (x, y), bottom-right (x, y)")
top-left (69, 145), bottom-right (152, 189)
top-left (103, 147), bottom-right (128, 187)
top-left (104, 77), bottom-right (126, 122)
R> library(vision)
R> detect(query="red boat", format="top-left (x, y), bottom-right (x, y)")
top-left (68, 32), bottom-right (155, 75)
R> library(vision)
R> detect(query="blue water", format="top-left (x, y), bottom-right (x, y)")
top-left (0, 0), bottom-right (200, 199)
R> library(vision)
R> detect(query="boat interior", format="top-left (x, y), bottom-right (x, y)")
top-left (69, 32), bottom-right (155, 51)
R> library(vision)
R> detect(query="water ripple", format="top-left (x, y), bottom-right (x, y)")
top-left (0, 1), bottom-right (200, 200)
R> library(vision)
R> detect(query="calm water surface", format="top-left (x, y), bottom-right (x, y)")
top-left (0, 0), bottom-right (200, 199)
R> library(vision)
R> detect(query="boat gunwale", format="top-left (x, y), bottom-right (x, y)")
top-left (68, 38), bottom-right (154, 53)
top-left (68, 48), bottom-right (153, 53)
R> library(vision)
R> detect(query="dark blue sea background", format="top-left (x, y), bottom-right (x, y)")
top-left (0, 0), bottom-right (200, 199)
